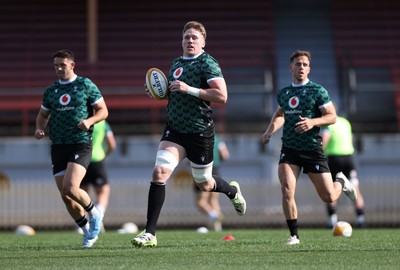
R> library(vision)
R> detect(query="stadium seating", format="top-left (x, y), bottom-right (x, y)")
top-left (331, 0), bottom-right (400, 132)
top-left (0, 0), bottom-right (87, 88)
top-left (96, 1), bottom-right (274, 87)
top-left (0, 1), bottom-right (274, 88)
top-left (3, 1), bottom-right (399, 134)
top-left (0, 0), bottom-right (274, 135)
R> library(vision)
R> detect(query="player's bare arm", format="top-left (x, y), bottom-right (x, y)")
top-left (170, 78), bottom-right (227, 104)
top-left (78, 99), bottom-right (108, 131)
top-left (319, 102), bottom-right (337, 126)
top-left (321, 129), bottom-right (331, 149)
top-left (294, 102), bottom-right (337, 133)
top-left (105, 132), bottom-right (117, 157)
top-left (34, 108), bottom-right (50, 139)
top-left (261, 107), bottom-right (284, 144)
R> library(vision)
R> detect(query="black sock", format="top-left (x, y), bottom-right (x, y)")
top-left (286, 219), bottom-right (299, 238)
top-left (84, 201), bottom-right (94, 212)
top-left (327, 204), bottom-right (337, 216)
top-left (213, 175), bottom-right (236, 199)
top-left (75, 216), bottom-right (88, 227)
top-left (356, 208), bottom-right (364, 216)
top-left (145, 182), bottom-right (166, 235)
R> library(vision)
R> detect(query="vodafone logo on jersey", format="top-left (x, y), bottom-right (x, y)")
top-left (173, 67), bottom-right (183, 79)
top-left (288, 96), bottom-right (299, 108)
top-left (59, 94), bottom-right (71, 106)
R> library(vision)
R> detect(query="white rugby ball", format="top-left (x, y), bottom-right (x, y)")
top-left (333, 221), bottom-right (352, 237)
top-left (15, 225), bottom-right (36, 236)
top-left (145, 68), bottom-right (168, 100)
top-left (116, 222), bottom-right (139, 234)
top-left (196, 226), bottom-right (209, 234)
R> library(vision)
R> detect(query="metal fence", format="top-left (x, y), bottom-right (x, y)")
top-left (1, 134), bottom-right (399, 231)
top-left (1, 172), bottom-right (399, 230)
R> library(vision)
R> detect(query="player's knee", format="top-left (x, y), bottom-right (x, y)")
top-left (191, 165), bottom-right (212, 186)
top-left (193, 174), bottom-right (208, 184)
top-left (196, 181), bottom-right (213, 192)
top-left (63, 186), bottom-right (78, 200)
top-left (153, 150), bottom-right (178, 182)
top-left (321, 193), bottom-right (336, 203)
top-left (152, 166), bottom-right (171, 183)
top-left (155, 150), bottom-right (178, 170)
top-left (280, 185), bottom-right (295, 199)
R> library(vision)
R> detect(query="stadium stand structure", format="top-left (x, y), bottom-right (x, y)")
top-left (331, 0), bottom-right (400, 133)
top-left (0, 0), bottom-right (89, 135)
top-left (96, 1), bottom-right (275, 133)
top-left (0, 0), bottom-right (88, 88)
top-left (3, 1), bottom-right (399, 135)
top-left (0, 0), bottom-right (274, 136)
top-left (96, 1), bottom-right (273, 87)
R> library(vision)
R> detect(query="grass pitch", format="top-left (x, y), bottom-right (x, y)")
top-left (0, 228), bottom-right (398, 270)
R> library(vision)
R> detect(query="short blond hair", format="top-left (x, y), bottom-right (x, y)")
top-left (290, 50), bottom-right (311, 63)
top-left (183, 21), bottom-right (207, 40)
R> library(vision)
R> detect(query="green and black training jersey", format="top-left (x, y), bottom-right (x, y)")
top-left (41, 76), bottom-right (103, 144)
top-left (277, 80), bottom-right (331, 151)
top-left (166, 51), bottom-right (223, 133)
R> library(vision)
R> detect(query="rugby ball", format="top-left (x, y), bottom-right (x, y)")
top-left (333, 221), bottom-right (352, 237)
top-left (15, 225), bottom-right (36, 236)
top-left (145, 68), bottom-right (168, 100)
top-left (116, 222), bottom-right (139, 234)
top-left (196, 226), bottom-right (209, 234)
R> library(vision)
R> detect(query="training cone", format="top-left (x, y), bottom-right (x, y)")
top-left (222, 235), bottom-right (235, 241)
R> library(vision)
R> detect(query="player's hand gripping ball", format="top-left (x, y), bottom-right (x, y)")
top-left (145, 68), bottom-right (168, 100)
top-left (333, 221), bottom-right (352, 237)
